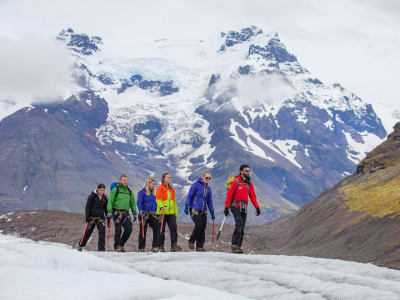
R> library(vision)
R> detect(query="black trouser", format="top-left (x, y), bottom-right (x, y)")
top-left (79, 218), bottom-right (106, 251)
top-left (158, 214), bottom-right (178, 247)
top-left (189, 210), bottom-right (207, 248)
top-left (138, 213), bottom-right (159, 249)
top-left (113, 211), bottom-right (132, 249)
top-left (231, 206), bottom-right (247, 249)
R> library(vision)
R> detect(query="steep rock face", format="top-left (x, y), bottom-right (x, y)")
top-left (253, 122), bottom-right (400, 269)
top-left (0, 91), bottom-right (142, 212)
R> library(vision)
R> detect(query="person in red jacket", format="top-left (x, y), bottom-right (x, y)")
top-left (224, 164), bottom-right (261, 253)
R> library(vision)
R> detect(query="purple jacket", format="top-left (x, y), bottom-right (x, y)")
top-left (185, 178), bottom-right (214, 213)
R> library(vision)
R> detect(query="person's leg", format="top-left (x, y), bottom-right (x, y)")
top-left (189, 213), bottom-right (202, 247)
top-left (149, 215), bottom-right (159, 248)
top-left (138, 215), bottom-right (147, 250)
top-left (97, 220), bottom-right (106, 251)
top-left (120, 215), bottom-right (133, 247)
top-left (158, 214), bottom-right (167, 248)
top-left (80, 222), bottom-right (95, 247)
top-left (167, 215), bottom-right (178, 246)
top-left (113, 214), bottom-right (122, 250)
top-left (231, 206), bottom-right (245, 250)
top-left (197, 213), bottom-right (207, 249)
top-left (238, 210), bottom-right (247, 248)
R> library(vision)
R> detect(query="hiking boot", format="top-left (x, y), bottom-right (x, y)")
top-left (138, 248), bottom-right (145, 252)
top-left (188, 242), bottom-right (194, 250)
top-left (120, 246), bottom-right (126, 252)
top-left (232, 248), bottom-right (244, 254)
top-left (115, 246), bottom-right (122, 252)
top-left (171, 244), bottom-right (182, 252)
top-left (159, 246), bottom-right (165, 252)
top-left (195, 247), bottom-right (206, 252)
top-left (77, 246), bottom-right (82, 252)
top-left (151, 247), bottom-right (159, 253)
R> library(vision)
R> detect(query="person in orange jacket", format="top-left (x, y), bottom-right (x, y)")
top-left (225, 164), bottom-right (261, 254)
top-left (156, 173), bottom-right (182, 252)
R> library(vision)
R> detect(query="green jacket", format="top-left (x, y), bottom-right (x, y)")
top-left (107, 183), bottom-right (136, 214)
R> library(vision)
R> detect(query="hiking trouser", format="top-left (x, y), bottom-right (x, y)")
top-left (158, 214), bottom-right (178, 247)
top-left (113, 211), bottom-right (132, 249)
top-left (138, 214), bottom-right (159, 249)
top-left (231, 206), bottom-right (247, 249)
top-left (79, 218), bottom-right (106, 251)
top-left (189, 210), bottom-right (207, 248)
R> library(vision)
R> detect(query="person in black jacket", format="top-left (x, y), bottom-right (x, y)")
top-left (78, 184), bottom-right (108, 251)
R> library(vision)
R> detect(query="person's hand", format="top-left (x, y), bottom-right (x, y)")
top-left (256, 207), bottom-right (261, 216)
top-left (210, 211), bottom-right (215, 220)
top-left (184, 205), bottom-right (189, 215)
top-left (106, 213), bottom-right (112, 222)
top-left (224, 207), bottom-right (230, 217)
top-left (85, 215), bottom-right (90, 223)
top-left (132, 214), bottom-right (137, 222)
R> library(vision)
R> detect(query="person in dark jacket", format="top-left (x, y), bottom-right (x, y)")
top-left (78, 183), bottom-right (108, 251)
top-left (137, 178), bottom-right (160, 252)
top-left (184, 171), bottom-right (215, 252)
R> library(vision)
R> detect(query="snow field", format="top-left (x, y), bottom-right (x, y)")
top-left (3, 234), bottom-right (400, 299)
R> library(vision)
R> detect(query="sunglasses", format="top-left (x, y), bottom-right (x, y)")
top-left (244, 169), bottom-right (250, 173)
top-left (205, 177), bottom-right (212, 180)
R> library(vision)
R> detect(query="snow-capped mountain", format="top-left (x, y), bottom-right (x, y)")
top-left (0, 26), bottom-right (386, 224)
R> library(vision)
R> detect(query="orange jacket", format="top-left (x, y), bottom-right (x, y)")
top-left (156, 184), bottom-right (178, 216)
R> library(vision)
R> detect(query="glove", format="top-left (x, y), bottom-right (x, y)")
top-left (85, 215), bottom-right (90, 223)
top-left (139, 210), bottom-right (144, 217)
top-left (184, 205), bottom-right (189, 215)
top-left (224, 207), bottom-right (230, 217)
top-left (256, 207), bottom-right (261, 216)
top-left (210, 211), bottom-right (215, 220)
top-left (132, 214), bottom-right (137, 222)
top-left (106, 213), bottom-right (112, 222)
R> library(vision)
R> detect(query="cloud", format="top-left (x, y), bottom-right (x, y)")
top-left (0, 34), bottom-right (79, 105)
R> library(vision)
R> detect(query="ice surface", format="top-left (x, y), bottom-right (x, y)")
top-left (3, 234), bottom-right (400, 300)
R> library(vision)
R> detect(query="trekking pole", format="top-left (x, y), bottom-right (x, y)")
top-left (80, 222), bottom-right (89, 245)
top-left (212, 219), bottom-right (215, 249)
top-left (160, 208), bottom-right (165, 232)
top-left (141, 214), bottom-right (145, 239)
top-left (216, 216), bottom-right (226, 241)
top-left (107, 219), bottom-right (111, 242)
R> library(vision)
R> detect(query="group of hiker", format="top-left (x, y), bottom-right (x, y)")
top-left (78, 164), bottom-right (260, 254)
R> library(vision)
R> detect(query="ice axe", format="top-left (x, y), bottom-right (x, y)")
top-left (216, 216), bottom-right (227, 241)
top-left (141, 214), bottom-right (145, 239)
top-left (80, 222), bottom-right (89, 246)
top-left (212, 219), bottom-right (215, 249)
top-left (107, 219), bottom-right (111, 242)
top-left (160, 207), bottom-right (165, 232)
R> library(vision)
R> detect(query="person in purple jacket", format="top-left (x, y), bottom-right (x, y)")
top-left (184, 170), bottom-right (215, 252)
top-left (137, 178), bottom-right (160, 252)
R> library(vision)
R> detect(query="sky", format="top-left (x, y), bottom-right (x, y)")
top-left (0, 0), bottom-right (399, 127)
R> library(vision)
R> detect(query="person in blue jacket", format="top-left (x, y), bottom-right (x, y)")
top-left (137, 178), bottom-right (160, 252)
top-left (184, 170), bottom-right (215, 252)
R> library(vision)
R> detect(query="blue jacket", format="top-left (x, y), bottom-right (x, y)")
top-left (185, 178), bottom-right (214, 213)
top-left (137, 188), bottom-right (157, 212)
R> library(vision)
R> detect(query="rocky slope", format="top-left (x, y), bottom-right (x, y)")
top-left (0, 26), bottom-right (387, 224)
top-left (252, 122), bottom-right (400, 269)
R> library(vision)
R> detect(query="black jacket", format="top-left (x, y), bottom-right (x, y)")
top-left (85, 191), bottom-right (108, 219)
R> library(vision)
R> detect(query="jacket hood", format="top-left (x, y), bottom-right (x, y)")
top-left (196, 178), bottom-right (207, 186)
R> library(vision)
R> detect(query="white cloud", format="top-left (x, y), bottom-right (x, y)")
top-left (0, 34), bottom-right (78, 105)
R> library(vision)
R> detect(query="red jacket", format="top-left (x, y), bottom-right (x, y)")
top-left (225, 175), bottom-right (259, 209)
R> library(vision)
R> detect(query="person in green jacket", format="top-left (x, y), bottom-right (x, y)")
top-left (107, 174), bottom-right (137, 252)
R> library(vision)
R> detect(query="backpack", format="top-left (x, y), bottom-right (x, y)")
top-left (110, 182), bottom-right (132, 200)
top-left (226, 176), bottom-right (249, 206)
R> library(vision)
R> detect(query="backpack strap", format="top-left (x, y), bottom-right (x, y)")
top-left (115, 185), bottom-right (132, 201)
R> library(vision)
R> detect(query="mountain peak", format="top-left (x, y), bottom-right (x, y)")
top-left (219, 25), bottom-right (263, 51)
top-left (57, 28), bottom-right (102, 56)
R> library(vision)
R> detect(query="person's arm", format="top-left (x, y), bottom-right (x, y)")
top-left (85, 194), bottom-right (92, 221)
top-left (130, 190), bottom-right (136, 215)
top-left (225, 179), bottom-right (237, 208)
top-left (103, 195), bottom-right (108, 218)
top-left (107, 188), bottom-right (116, 213)
top-left (185, 184), bottom-right (196, 207)
top-left (207, 188), bottom-right (214, 213)
top-left (137, 190), bottom-right (144, 212)
top-left (249, 182), bottom-right (259, 208)
top-left (156, 188), bottom-right (163, 214)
